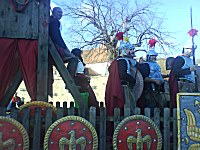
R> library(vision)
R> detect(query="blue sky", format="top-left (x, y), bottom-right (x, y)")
top-left (51, 0), bottom-right (200, 59)
top-left (159, 0), bottom-right (200, 58)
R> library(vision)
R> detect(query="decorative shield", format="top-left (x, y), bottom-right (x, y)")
top-left (177, 93), bottom-right (200, 149)
top-left (44, 116), bottom-right (98, 150)
top-left (0, 116), bottom-right (29, 149)
top-left (113, 115), bottom-right (162, 150)
top-left (18, 101), bottom-right (57, 117)
top-left (130, 67), bottom-right (144, 101)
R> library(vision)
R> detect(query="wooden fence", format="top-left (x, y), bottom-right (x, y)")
top-left (0, 101), bottom-right (177, 150)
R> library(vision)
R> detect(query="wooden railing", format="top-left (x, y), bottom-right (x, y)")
top-left (0, 101), bottom-right (177, 150)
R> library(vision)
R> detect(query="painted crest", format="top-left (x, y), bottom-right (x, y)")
top-left (113, 115), bottom-right (162, 150)
top-left (44, 116), bottom-right (98, 150)
top-left (0, 116), bottom-right (29, 150)
top-left (18, 101), bottom-right (57, 117)
top-left (177, 93), bottom-right (200, 149)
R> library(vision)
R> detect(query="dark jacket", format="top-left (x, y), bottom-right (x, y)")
top-left (49, 16), bottom-right (67, 49)
top-left (117, 57), bottom-right (137, 87)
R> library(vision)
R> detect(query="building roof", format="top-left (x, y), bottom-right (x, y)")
top-left (82, 48), bottom-right (110, 64)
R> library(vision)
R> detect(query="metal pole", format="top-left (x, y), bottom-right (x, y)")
top-left (190, 7), bottom-right (198, 92)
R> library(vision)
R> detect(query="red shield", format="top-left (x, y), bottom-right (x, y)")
top-left (113, 115), bottom-right (162, 150)
top-left (18, 101), bottom-right (57, 117)
top-left (44, 116), bottom-right (98, 150)
top-left (0, 116), bottom-right (29, 149)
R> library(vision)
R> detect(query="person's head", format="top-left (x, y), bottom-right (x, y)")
top-left (146, 49), bottom-right (158, 62)
top-left (182, 47), bottom-right (193, 57)
top-left (52, 7), bottom-right (63, 20)
top-left (182, 42), bottom-right (197, 57)
top-left (139, 57), bottom-right (144, 64)
top-left (71, 48), bottom-right (85, 65)
top-left (71, 48), bottom-right (82, 57)
top-left (118, 42), bottom-right (135, 58)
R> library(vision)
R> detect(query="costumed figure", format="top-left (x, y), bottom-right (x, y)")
top-left (71, 48), bottom-right (99, 110)
top-left (105, 40), bottom-right (138, 147)
top-left (105, 41), bottom-right (137, 116)
top-left (169, 37), bottom-right (198, 108)
top-left (142, 39), bottom-right (166, 114)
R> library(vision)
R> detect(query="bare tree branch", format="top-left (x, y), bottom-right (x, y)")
top-left (58, 0), bottom-right (176, 59)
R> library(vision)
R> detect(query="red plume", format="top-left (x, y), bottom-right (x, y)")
top-left (115, 32), bottom-right (124, 40)
top-left (188, 29), bottom-right (198, 37)
top-left (148, 39), bottom-right (157, 48)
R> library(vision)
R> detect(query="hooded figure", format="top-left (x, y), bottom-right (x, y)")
top-left (169, 40), bottom-right (198, 108)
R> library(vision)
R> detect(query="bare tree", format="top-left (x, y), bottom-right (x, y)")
top-left (58, 0), bottom-right (176, 59)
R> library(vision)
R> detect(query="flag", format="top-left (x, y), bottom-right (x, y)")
top-left (188, 29), bottom-right (198, 37)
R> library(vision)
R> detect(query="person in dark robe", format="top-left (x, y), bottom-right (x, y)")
top-left (49, 7), bottom-right (78, 79)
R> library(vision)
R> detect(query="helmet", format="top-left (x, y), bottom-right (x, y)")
top-left (118, 42), bottom-right (135, 56)
top-left (146, 49), bottom-right (158, 61)
top-left (118, 42), bottom-right (135, 50)
top-left (146, 49), bottom-right (158, 56)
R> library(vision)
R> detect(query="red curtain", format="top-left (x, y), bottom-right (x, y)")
top-left (0, 38), bottom-right (38, 101)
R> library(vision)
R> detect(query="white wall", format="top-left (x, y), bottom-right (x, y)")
top-left (86, 62), bottom-right (109, 76)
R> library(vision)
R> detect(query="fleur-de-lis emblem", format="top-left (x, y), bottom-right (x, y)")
top-left (0, 132), bottom-right (15, 150)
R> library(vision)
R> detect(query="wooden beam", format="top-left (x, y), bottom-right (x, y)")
top-left (0, 0), bottom-right (38, 39)
top-left (49, 39), bottom-right (85, 117)
top-left (0, 69), bottom-right (22, 107)
top-left (36, 0), bottom-right (50, 101)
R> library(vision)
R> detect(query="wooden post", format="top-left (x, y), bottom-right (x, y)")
top-left (49, 39), bottom-right (85, 117)
top-left (36, 0), bottom-right (50, 101)
top-left (163, 108), bottom-right (170, 150)
top-left (45, 108), bottom-right (53, 133)
top-left (114, 108), bottom-right (120, 129)
top-left (99, 107), bottom-right (106, 150)
top-left (32, 108), bottom-right (41, 149)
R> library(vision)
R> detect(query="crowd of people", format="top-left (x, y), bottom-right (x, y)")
top-left (47, 6), bottom-right (199, 113)
top-left (8, 6), bottom-right (197, 114)
top-left (9, 6), bottom-right (198, 117)
top-left (7, 7), bottom-right (198, 149)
